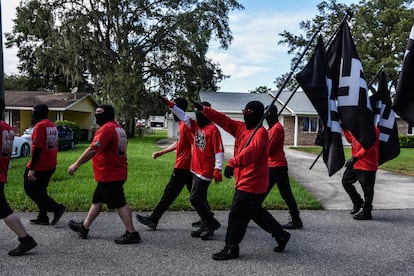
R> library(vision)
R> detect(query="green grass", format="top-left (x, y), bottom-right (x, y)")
top-left (291, 146), bottom-right (414, 176)
top-left (5, 130), bottom-right (322, 211)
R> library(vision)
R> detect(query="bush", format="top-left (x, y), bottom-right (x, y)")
top-left (399, 135), bottom-right (414, 148)
top-left (55, 120), bottom-right (82, 144)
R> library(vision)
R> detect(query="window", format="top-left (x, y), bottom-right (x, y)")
top-left (303, 117), bottom-right (319, 133)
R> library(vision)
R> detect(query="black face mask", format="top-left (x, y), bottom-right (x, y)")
top-left (243, 101), bottom-right (264, 130)
top-left (196, 111), bottom-right (211, 128)
top-left (32, 110), bottom-right (46, 124)
top-left (95, 112), bottom-right (112, 126)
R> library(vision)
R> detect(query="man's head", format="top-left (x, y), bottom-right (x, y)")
top-left (32, 103), bottom-right (49, 124)
top-left (265, 105), bottom-right (278, 127)
top-left (243, 101), bottom-right (264, 130)
top-left (173, 97), bottom-right (188, 122)
top-left (196, 101), bottom-right (211, 128)
top-left (95, 104), bottom-right (115, 126)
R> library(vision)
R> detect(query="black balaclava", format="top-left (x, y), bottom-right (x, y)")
top-left (265, 105), bottom-right (279, 128)
top-left (32, 104), bottom-right (49, 124)
top-left (243, 101), bottom-right (264, 130)
top-left (196, 101), bottom-right (211, 128)
top-left (95, 104), bottom-right (115, 126)
top-left (173, 97), bottom-right (188, 122)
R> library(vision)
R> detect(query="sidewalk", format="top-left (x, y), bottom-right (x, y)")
top-left (284, 147), bottom-right (414, 210)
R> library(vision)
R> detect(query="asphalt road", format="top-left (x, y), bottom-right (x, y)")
top-left (0, 210), bottom-right (413, 276)
top-left (1, 148), bottom-right (413, 275)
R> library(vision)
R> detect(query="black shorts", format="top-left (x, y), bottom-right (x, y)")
top-left (92, 180), bottom-right (127, 209)
top-left (0, 183), bottom-right (13, 219)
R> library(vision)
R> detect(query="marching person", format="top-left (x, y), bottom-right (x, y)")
top-left (192, 100), bottom-right (290, 260)
top-left (67, 104), bottom-right (141, 244)
top-left (0, 98), bottom-right (37, 256)
top-left (24, 103), bottom-right (66, 226)
top-left (136, 98), bottom-right (198, 230)
top-left (161, 97), bottom-right (224, 240)
top-left (265, 105), bottom-right (302, 229)
top-left (341, 126), bottom-right (380, 220)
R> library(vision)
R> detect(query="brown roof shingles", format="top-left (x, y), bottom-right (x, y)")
top-left (5, 91), bottom-right (94, 110)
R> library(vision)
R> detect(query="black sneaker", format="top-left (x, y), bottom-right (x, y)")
top-left (8, 236), bottom-right (37, 256)
top-left (274, 231), bottom-right (291, 252)
top-left (191, 220), bottom-right (202, 227)
top-left (212, 245), bottom-right (240, 261)
top-left (282, 218), bottom-right (303, 229)
top-left (350, 200), bottom-right (364, 215)
top-left (114, 231), bottom-right (141, 244)
top-left (51, 205), bottom-right (66, 225)
top-left (30, 216), bottom-right (50, 225)
top-left (136, 214), bottom-right (157, 230)
top-left (353, 211), bottom-right (372, 220)
top-left (191, 227), bottom-right (204, 238)
top-left (68, 220), bottom-right (89, 239)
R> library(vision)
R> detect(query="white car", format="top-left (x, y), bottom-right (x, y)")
top-left (12, 136), bottom-right (31, 158)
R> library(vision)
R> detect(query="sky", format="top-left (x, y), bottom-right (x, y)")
top-left (1, 0), bottom-right (358, 92)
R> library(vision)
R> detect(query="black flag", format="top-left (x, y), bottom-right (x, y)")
top-left (392, 24), bottom-right (414, 124)
top-left (296, 36), bottom-right (345, 176)
top-left (370, 72), bottom-right (400, 165)
top-left (327, 22), bottom-right (376, 149)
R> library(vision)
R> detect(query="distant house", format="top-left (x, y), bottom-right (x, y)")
top-left (199, 91), bottom-right (320, 147)
top-left (5, 90), bottom-right (98, 140)
top-left (166, 91), bottom-right (412, 147)
top-left (148, 115), bottom-right (166, 128)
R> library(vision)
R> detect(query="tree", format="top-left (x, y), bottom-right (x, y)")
top-left (276, 0), bottom-right (414, 90)
top-left (249, 86), bottom-right (271, 93)
top-left (6, 0), bottom-right (243, 136)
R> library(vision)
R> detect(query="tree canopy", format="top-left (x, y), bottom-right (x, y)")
top-left (276, 0), bottom-right (414, 90)
top-left (6, 0), bottom-right (243, 136)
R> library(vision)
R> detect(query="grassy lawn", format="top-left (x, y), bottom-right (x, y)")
top-left (291, 146), bottom-right (414, 176)
top-left (5, 129), bottom-right (322, 211)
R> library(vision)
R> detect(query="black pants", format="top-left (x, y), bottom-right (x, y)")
top-left (267, 166), bottom-right (300, 220)
top-left (0, 183), bottom-right (13, 219)
top-left (190, 175), bottom-right (214, 222)
top-left (342, 167), bottom-right (376, 211)
top-left (24, 168), bottom-right (60, 216)
top-left (225, 189), bottom-right (285, 247)
top-left (151, 168), bottom-right (193, 222)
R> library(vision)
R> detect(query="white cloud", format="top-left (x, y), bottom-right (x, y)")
top-left (207, 9), bottom-right (316, 92)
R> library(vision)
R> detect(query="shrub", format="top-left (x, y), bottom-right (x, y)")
top-left (399, 135), bottom-right (414, 148)
top-left (55, 120), bottom-right (82, 144)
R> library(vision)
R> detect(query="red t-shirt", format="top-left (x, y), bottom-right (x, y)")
top-left (175, 121), bottom-right (193, 169)
top-left (91, 121), bottom-right (128, 182)
top-left (203, 107), bottom-right (269, 194)
top-left (268, 122), bottom-right (288, 168)
top-left (343, 127), bottom-right (379, 171)
top-left (0, 121), bottom-right (14, 182)
top-left (27, 119), bottom-right (58, 171)
top-left (189, 121), bottom-right (224, 181)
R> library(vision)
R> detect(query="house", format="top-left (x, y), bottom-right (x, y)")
top-left (5, 90), bottom-right (98, 140)
top-left (198, 91), bottom-right (319, 147)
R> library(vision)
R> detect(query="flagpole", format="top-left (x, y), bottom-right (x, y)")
top-left (367, 62), bottom-right (387, 92)
top-left (242, 23), bottom-right (324, 148)
top-left (277, 13), bottom-right (352, 117)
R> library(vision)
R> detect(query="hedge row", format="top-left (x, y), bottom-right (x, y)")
top-left (399, 135), bottom-right (414, 148)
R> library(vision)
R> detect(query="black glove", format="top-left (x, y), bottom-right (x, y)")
top-left (224, 165), bottom-right (234, 178)
top-left (345, 157), bottom-right (358, 169)
top-left (190, 100), bottom-right (204, 111)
